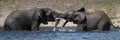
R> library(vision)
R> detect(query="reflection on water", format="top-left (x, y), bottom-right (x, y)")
top-left (0, 27), bottom-right (120, 40)
top-left (39, 27), bottom-right (76, 32)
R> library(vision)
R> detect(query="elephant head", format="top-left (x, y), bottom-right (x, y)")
top-left (58, 7), bottom-right (87, 29)
top-left (64, 11), bottom-right (86, 24)
top-left (59, 7), bottom-right (86, 22)
top-left (40, 8), bottom-right (62, 21)
top-left (33, 8), bottom-right (60, 24)
top-left (38, 8), bottom-right (62, 31)
top-left (59, 7), bottom-right (85, 19)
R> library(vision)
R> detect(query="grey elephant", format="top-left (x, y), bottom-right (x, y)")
top-left (58, 8), bottom-right (115, 32)
top-left (4, 8), bottom-right (61, 31)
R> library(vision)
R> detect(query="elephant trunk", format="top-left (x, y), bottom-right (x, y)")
top-left (58, 14), bottom-right (67, 18)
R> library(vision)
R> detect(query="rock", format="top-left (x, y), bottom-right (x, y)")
top-left (112, 18), bottom-right (120, 28)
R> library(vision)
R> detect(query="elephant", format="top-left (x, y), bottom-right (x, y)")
top-left (4, 8), bottom-right (61, 31)
top-left (58, 7), bottom-right (115, 32)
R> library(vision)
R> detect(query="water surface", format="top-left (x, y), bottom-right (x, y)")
top-left (0, 27), bottom-right (120, 40)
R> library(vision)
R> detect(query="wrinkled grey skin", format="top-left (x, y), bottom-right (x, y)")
top-left (85, 11), bottom-right (113, 31)
top-left (4, 8), bottom-right (61, 31)
top-left (59, 8), bottom-right (86, 32)
top-left (59, 8), bottom-right (115, 32)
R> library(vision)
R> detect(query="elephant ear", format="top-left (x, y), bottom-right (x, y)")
top-left (76, 7), bottom-right (85, 12)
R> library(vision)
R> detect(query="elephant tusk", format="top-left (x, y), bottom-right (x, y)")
top-left (55, 18), bottom-right (62, 20)
top-left (53, 27), bottom-right (56, 31)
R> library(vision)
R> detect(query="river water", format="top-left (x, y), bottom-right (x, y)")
top-left (0, 27), bottom-right (120, 40)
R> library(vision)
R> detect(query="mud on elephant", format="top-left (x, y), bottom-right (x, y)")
top-left (4, 8), bottom-right (62, 31)
top-left (58, 7), bottom-right (115, 32)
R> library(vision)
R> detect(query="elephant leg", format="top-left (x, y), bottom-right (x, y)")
top-left (4, 26), bottom-right (12, 31)
top-left (53, 18), bottom-right (60, 31)
top-left (97, 19), bottom-right (106, 31)
top-left (4, 24), bottom-right (11, 31)
top-left (76, 24), bottom-right (84, 32)
top-left (102, 21), bottom-right (110, 31)
top-left (4, 24), bottom-right (22, 31)
top-left (31, 21), bottom-right (40, 31)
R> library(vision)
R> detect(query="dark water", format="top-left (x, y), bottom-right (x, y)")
top-left (0, 27), bottom-right (120, 40)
